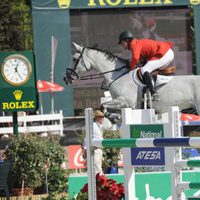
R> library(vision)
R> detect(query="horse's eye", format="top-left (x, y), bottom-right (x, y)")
top-left (73, 58), bottom-right (77, 62)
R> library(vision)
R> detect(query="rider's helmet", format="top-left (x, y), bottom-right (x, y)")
top-left (118, 31), bottom-right (134, 44)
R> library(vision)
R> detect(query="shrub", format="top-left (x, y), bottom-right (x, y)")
top-left (6, 134), bottom-right (67, 193)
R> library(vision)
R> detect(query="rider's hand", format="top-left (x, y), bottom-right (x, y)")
top-left (125, 63), bottom-right (131, 69)
top-left (136, 59), bottom-right (146, 68)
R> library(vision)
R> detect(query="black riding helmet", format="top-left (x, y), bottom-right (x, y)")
top-left (118, 31), bottom-right (134, 44)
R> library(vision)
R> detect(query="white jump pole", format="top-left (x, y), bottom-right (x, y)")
top-left (85, 108), bottom-right (96, 200)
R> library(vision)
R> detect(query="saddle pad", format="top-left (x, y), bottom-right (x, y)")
top-left (133, 68), bottom-right (173, 87)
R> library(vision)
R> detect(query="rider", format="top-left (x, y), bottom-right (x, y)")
top-left (118, 30), bottom-right (174, 101)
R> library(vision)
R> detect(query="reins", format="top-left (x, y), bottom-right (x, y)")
top-left (77, 66), bottom-right (128, 81)
top-left (66, 46), bottom-right (130, 87)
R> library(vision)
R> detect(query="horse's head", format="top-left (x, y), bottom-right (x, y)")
top-left (64, 42), bottom-right (130, 86)
top-left (64, 43), bottom-right (91, 85)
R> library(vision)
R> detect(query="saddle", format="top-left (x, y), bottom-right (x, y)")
top-left (135, 65), bottom-right (176, 109)
top-left (136, 65), bottom-right (176, 84)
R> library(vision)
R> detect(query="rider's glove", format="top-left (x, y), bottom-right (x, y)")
top-left (125, 62), bottom-right (131, 69)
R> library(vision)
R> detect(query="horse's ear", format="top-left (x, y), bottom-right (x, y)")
top-left (72, 42), bottom-right (83, 52)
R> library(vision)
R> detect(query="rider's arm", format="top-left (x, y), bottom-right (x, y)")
top-left (129, 41), bottom-right (142, 70)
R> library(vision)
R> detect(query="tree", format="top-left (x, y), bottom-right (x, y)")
top-left (0, 0), bottom-right (32, 51)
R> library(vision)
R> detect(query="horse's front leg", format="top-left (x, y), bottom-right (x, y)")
top-left (101, 96), bottom-right (129, 110)
top-left (101, 96), bottom-right (130, 125)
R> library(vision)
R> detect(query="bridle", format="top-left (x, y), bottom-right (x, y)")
top-left (65, 47), bottom-right (90, 80)
top-left (65, 47), bottom-right (130, 86)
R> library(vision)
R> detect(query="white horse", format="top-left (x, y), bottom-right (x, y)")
top-left (64, 43), bottom-right (200, 115)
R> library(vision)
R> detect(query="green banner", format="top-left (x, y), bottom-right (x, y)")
top-left (130, 124), bottom-right (164, 138)
top-left (32, 7), bottom-right (73, 115)
top-left (69, 171), bottom-right (200, 199)
top-left (32, 0), bottom-right (198, 10)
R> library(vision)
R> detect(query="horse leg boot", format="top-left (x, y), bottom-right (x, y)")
top-left (143, 71), bottom-right (159, 101)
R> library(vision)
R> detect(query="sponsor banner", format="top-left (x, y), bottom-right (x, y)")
top-left (65, 145), bottom-right (86, 169)
top-left (131, 147), bottom-right (165, 165)
top-left (130, 124), bottom-right (165, 166)
top-left (0, 51), bottom-right (38, 112)
top-left (32, 0), bottom-right (197, 10)
top-left (65, 145), bottom-right (123, 169)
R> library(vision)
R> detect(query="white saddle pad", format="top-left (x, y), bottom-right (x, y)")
top-left (133, 68), bottom-right (173, 87)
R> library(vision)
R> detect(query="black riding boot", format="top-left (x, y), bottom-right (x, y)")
top-left (143, 71), bottom-right (159, 101)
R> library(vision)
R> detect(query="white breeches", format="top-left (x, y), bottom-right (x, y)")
top-left (141, 48), bottom-right (174, 75)
top-left (94, 148), bottom-right (103, 174)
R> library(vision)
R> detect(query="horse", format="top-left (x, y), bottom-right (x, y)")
top-left (64, 43), bottom-right (200, 115)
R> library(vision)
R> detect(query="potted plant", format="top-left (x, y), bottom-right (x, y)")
top-left (102, 130), bottom-right (121, 174)
top-left (6, 134), bottom-right (67, 196)
top-left (74, 173), bottom-right (125, 200)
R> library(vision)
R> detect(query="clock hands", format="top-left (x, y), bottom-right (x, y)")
top-left (14, 62), bottom-right (23, 80)
top-left (14, 62), bottom-right (18, 72)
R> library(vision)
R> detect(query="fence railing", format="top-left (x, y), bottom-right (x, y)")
top-left (0, 110), bottom-right (63, 136)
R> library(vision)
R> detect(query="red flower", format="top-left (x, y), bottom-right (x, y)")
top-left (80, 183), bottom-right (88, 193)
top-left (76, 173), bottom-right (125, 200)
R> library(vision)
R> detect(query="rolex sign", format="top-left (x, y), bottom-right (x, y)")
top-left (0, 51), bottom-right (38, 112)
top-left (57, 0), bottom-right (71, 8)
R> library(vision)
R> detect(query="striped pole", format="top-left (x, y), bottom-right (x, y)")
top-left (182, 121), bottom-right (200, 125)
top-left (178, 182), bottom-right (200, 190)
top-left (92, 137), bottom-right (200, 148)
top-left (176, 160), bottom-right (200, 168)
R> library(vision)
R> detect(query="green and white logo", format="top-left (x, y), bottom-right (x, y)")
top-left (130, 124), bottom-right (164, 139)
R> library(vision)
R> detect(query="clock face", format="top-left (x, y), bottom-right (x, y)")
top-left (1, 54), bottom-right (32, 86)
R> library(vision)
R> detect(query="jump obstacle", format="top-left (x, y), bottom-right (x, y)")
top-left (85, 107), bottom-right (200, 200)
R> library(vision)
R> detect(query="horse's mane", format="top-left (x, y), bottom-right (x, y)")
top-left (87, 46), bottom-right (129, 64)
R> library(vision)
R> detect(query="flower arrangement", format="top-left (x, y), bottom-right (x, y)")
top-left (74, 173), bottom-right (125, 200)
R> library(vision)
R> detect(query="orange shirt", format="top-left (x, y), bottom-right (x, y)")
top-left (129, 39), bottom-right (173, 70)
